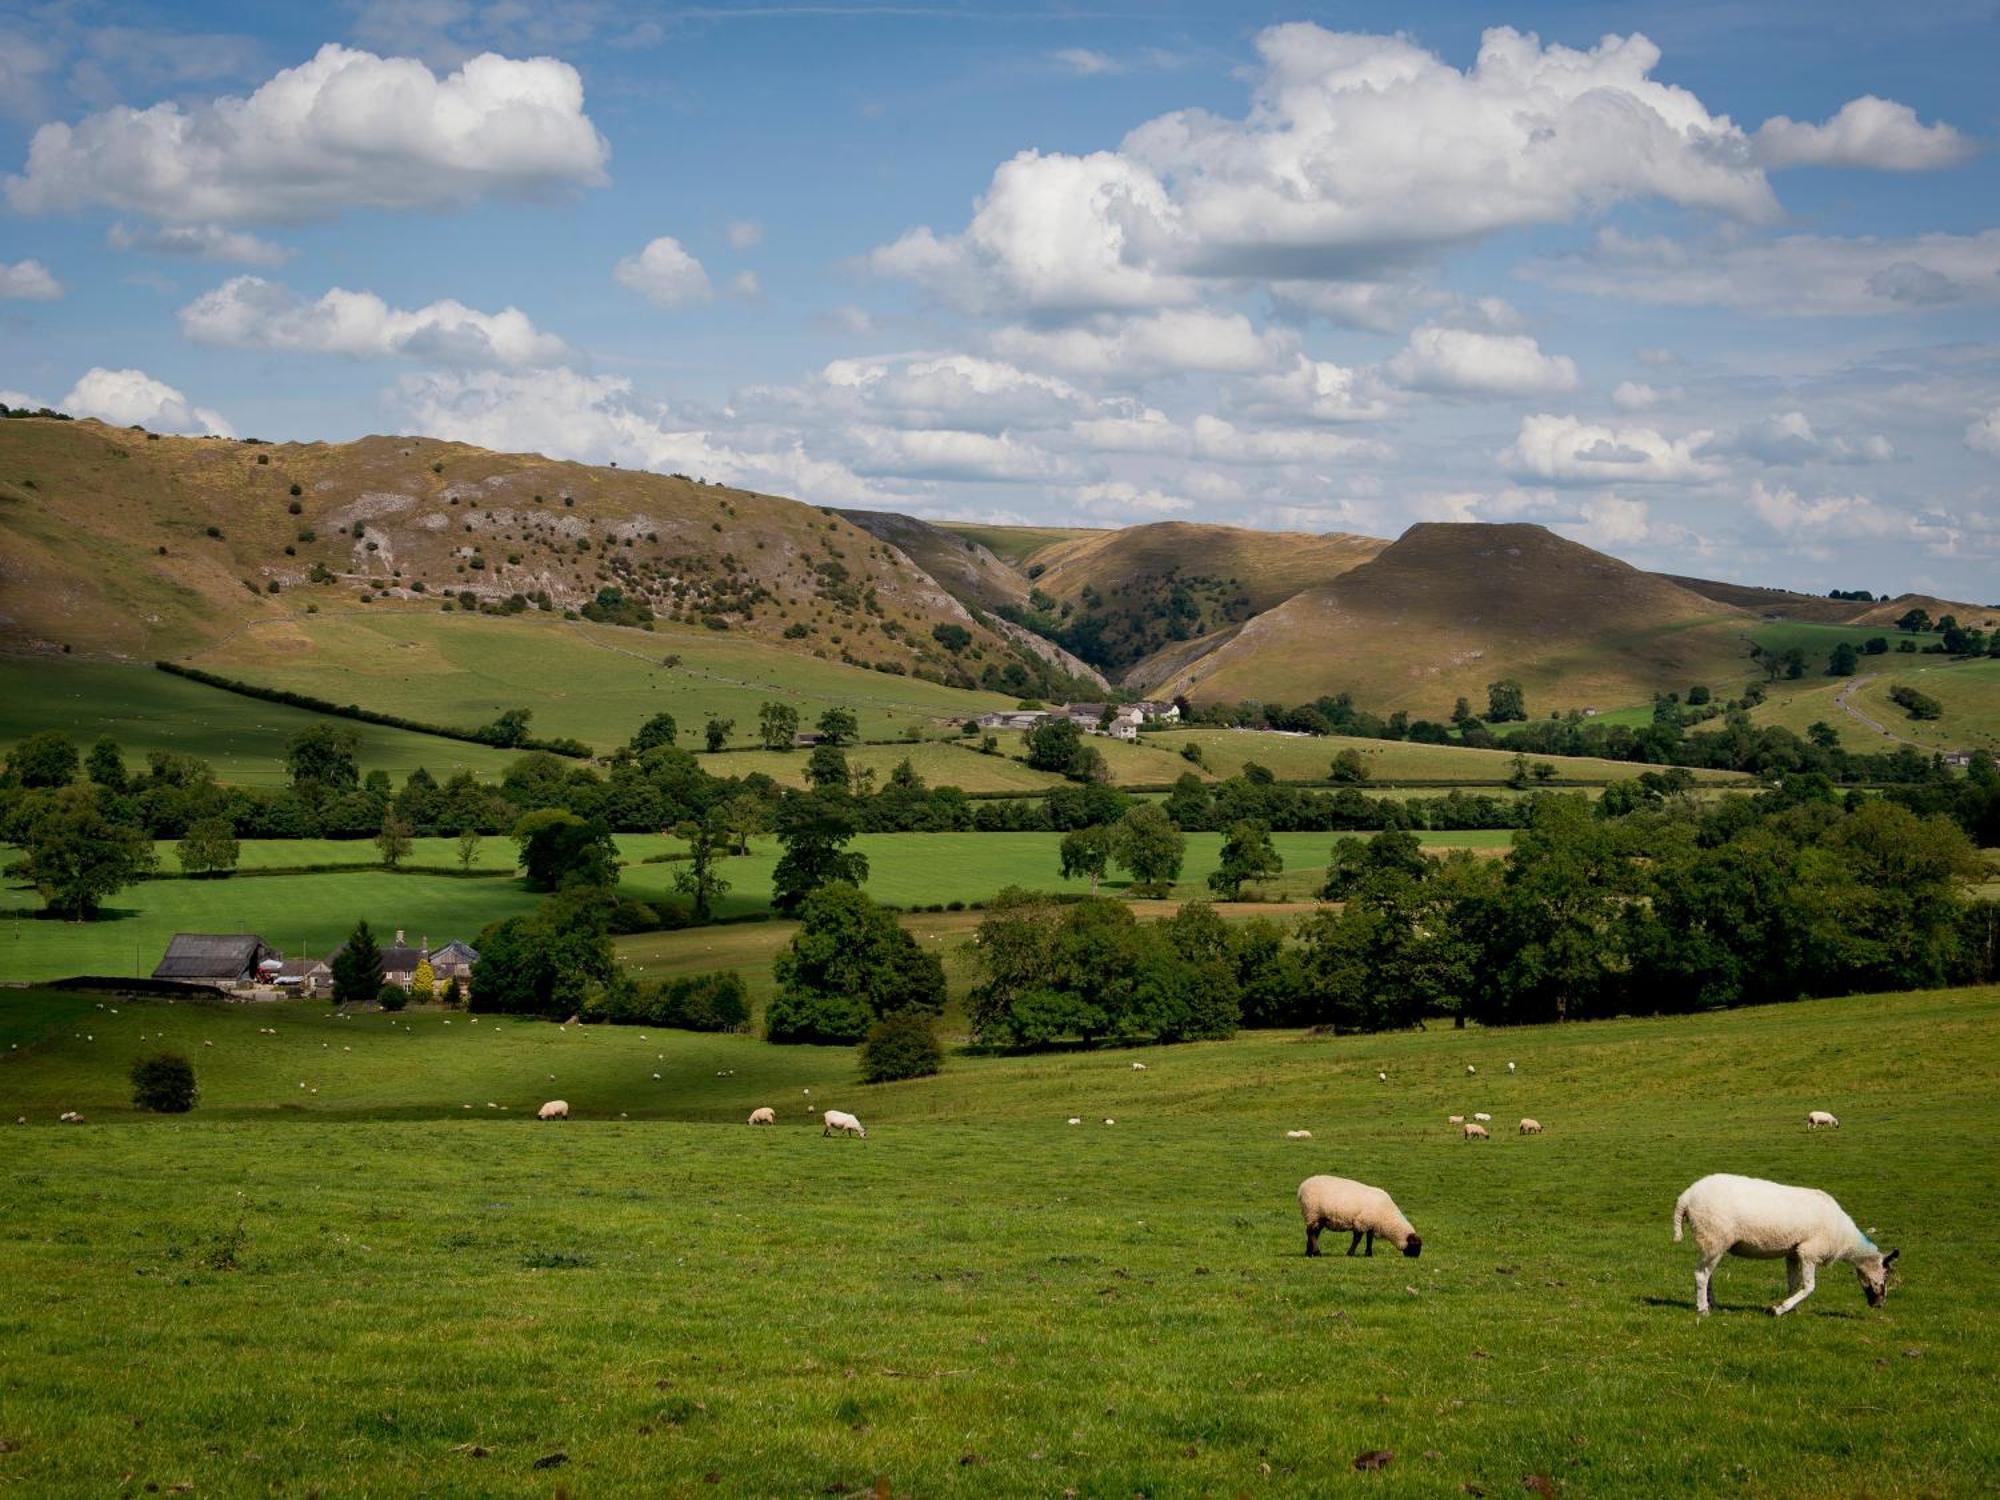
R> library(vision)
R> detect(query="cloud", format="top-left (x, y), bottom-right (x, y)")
top-left (108, 222), bottom-right (293, 267)
top-left (1072, 481), bottom-right (1195, 516)
top-left (726, 219), bottom-right (763, 250)
top-left (1720, 411), bottom-right (1894, 467)
top-left (847, 426), bottom-right (1057, 482)
top-left (1052, 48), bottom-right (1120, 77)
top-left (61, 366), bottom-right (233, 435)
top-left (1752, 96), bottom-right (1974, 172)
top-left (1385, 326), bottom-right (1577, 398)
top-left (1746, 479), bottom-right (1912, 539)
top-left (6, 44), bottom-right (609, 225)
top-left (990, 308), bottom-right (1294, 378)
top-left (179, 276), bottom-right (567, 367)
top-left (613, 236), bottom-right (713, 308)
top-left (873, 24), bottom-right (1791, 313)
top-left (1968, 407), bottom-right (2000, 457)
top-left (1611, 381), bottom-right (1677, 411)
top-left (1501, 413), bottom-right (1720, 484)
top-left (810, 353), bottom-right (1091, 432)
top-left (0, 259), bottom-right (62, 300)
top-left (1231, 354), bottom-right (1390, 423)
top-left (1529, 227), bottom-right (2000, 317)
top-left (1189, 415), bottom-right (1385, 466)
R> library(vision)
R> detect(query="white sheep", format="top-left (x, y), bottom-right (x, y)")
top-left (59, 1111), bottom-right (84, 1123)
top-left (1806, 1110), bottom-right (1840, 1130)
top-left (1377, 1071), bottom-right (1387, 1082)
top-left (1285, 1129), bottom-right (1313, 1139)
top-left (1473, 1111), bottom-right (1492, 1122)
top-left (1519, 1118), bottom-right (1543, 1135)
top-left (1507, 1061), bottom-right (1516, 1073)
top-left (747, 1107), bottom-right (776, 1125)
top-left (537, 1100), bottom-right (569, 1121)
top-left (1102, 1117), bottom-right (1116, 1126)
top-left (1447, 1114), bottom-right (1464, 1125)
top-left (1297, 1175), bottom-right (1423, 1259)
top-left (1131, 1061), bottom-right (1147, 1071)
top-left (1673, 1172), bottom-right (1898, 1317)
top-left (822, 1109), bottom-right (866, 1138)
top-left (1466, 1065), bottom-right (1476, 1075)
top-left (1462, 1122), bottom-right (1489, 1140)
top-left (1066, 1117), bottom-right (1081, 1125)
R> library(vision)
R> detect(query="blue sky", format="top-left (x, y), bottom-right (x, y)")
top-left (3, 0), bottom-right (1997, 597)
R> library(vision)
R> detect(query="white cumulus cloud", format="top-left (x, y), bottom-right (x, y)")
top-left (1752, 96), bottom-right (1973, 172)
top-left (990, 308), bottom-right (1294, 378)
top-left (179, 277), bottom-right (567, 367)
top-left (1501, 414), bottom-right (1720, 485)
top-left (61, 367), bottom-right (233, 435)
top-left (6, 44), bottom-right (609, 225)
top-left (1385, 326), bottom-right (1577, 398)
top-left (614, 236), bottom-right (712, 308)
top-left (1967, 407), bottom-right (2000, 457)
top-left (1746, 479), bottom-right (1912, 539)
top-left (0, 258), bottom-right (62, 299)
top-left (108, 222), bottom-right (293, 267)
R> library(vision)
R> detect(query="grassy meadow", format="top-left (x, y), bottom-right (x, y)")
top-left (0, 983), bottom-right (1995, 1496)
top-left (1150, 727), bottom-right (1746, 786)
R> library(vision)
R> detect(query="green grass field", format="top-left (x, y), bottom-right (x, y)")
top-left (188, 611), bottom-right (1016, 753)
top-left (1153, 727), bottom-right (1744, 786)
top-left (698, 738), bottom-right (1068, 793)
top-left (0, 657), bottom-right (521, 785)
top-left (0, 983), bottom-right (1994, 1496)
top-left (934, 521), bottom-right (1102, 567)
top-left (1744, 658), bottom-right (2000, 753)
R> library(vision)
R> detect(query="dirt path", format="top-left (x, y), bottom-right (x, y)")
top-left (1834, 674), bottom-right (1929, 749)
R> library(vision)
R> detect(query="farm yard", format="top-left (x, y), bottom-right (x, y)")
top-left (1, 983), bottom-right (1996, 1497)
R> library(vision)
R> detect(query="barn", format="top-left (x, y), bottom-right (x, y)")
top-left (151, 934), bottom-right (280, 987)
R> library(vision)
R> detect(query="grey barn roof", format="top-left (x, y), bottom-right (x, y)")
top-left (152, 933), bottom-right (273, 981)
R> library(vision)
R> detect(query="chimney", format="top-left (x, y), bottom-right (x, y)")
top-left (395, 928), bottom-right (405, 945)
top-left (421, 934), bottom-right (430, 958)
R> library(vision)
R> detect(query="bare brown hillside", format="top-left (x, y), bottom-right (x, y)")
top-left (1135, 522), bottom-right (1753, 715)
top-left (1662, 574), bottom-right (1999, 630)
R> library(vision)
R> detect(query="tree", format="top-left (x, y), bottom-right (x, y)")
top-left (805, 743), bottom-right (850, 792)
top-left (1059, 825), bottom-right (1112, 894)
top-left (85, 737), bottom-right (128, 791)
top-left (931, 623), bottom-right (971, 654)
top-left (513, 809), bottom-right (619, 891)
top-left (480, 707), bottom-right (534, 747)
top-left (704, 716), bottom-right (734, 752)
top-left (721, 793), bottom-right (769, 855)
top-left (285, 725), bottom-right (360, 799)
top-left (10, 785), bottom-right (155, 918)
top-left (455, 825), bottom-right (483, 873)
top-left (7, 731), bottom-right (79, 789)
top-left (470, 887), bottom-right (625, 1018)
top-left (1896, 608), bottom-right (1933, 634)
top-left (771, 793), bottom-right (868, 915)
top-left (378, 980), bottom-right (409, 1012)
top-left (1686, 685), bottom-right (1712, 706)
top-left (1808, 721), bottom-right (1841, 750)
top-left (1025, 717), bottom-right (1085, 773)
top-left (1487, 679), bottom-right (1527, 723)
top-left (1828, 642), bottom-right (1860, 677)
top-left (1208, 820), bottom-right (1282, 899)
top-left (130, 1053), bottom-right (197, 1113)
top-left (859, 1011), bottom-right (944, 1083)
top-left (768, 882), bottom-right (944, 1043)
top-left (816, 707), bottom-right (859, 746)
top-left (331, 919), bottom-right (383, 1002)
top-left (1329, 749), bottom-right (1371, 783)
top-left (375, 811), bottom-right (413, 869)
top-left (176, 816), bottom-right (239, 878)
top-left (673, 808), bottom-right (733, 921)
top-left (629, 712), bottom-right (678, 754)
top-left (758, 701), bottom-right (800, 750)
top-left (1111, 804), bottom-right (1185, 896)
top-left (410, 958), bottom-right (435, 1003)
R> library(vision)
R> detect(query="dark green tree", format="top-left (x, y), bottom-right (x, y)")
top-left (1486, 679), bottom-right (1528, 723)
top-left (176, 816), bottom-right (240, 878)
top-left (85, 737), bottom-right (128, 791)
top-left (1110, 803), bottom-right (1185, 895)
top-left (284, 725), bottom-right (360, 800)
top-left (1208, 819), bottom-right (1282, 898)
top-left (767, 882), bottom-right (943, 1043)
top-left (629, 712), bottom-right (678, 754)
top-left (512, 810), bottom-right (620, 891)
top-left (805, 743), bottom-right (850, 792)
top-left (672, 807), bottom-right (732, 921)
top-left (1059, 824), bottom-right (1112, 894)
top-left (859, 1011), bottom-right (944, 1082)
top-left (130, 1052), bottom-right (197, 1113)
top-left (1828, 641), bottom-right (1860, 676)
top-left (758, 701), bottom-right (800, 750)
top-left (816, 707), bottom-right (859, 746)
top-left (770, 793), bottom-right (868, 915)
top-left (330, 919), bottom-right (383, 1002)
top-left (703, 716), bottom-right (734, 752)
top-left (7, 731), bottom-right (79, 788)
top-left (1025, 717), bottom-right (1085, 773)
top-left (10, 784), bottom-right (155, 917)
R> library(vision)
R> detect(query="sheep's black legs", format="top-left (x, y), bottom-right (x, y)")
top-left (1306, 1224), bottom-right (1321, 1257)
top-left (1346, 1230), bottom-right (1363, 1256)
top-left (1366, 1230), bottom-right (1376, 1258)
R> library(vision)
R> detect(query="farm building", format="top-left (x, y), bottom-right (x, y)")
top-left (427, 940), bottom-right (480, 983)
top-left (273, 956), bottom-right (333, 998)
top-left (151, 934), bottom-right (280, 987)
top-left (974, 710), bottom-right (1049, 732)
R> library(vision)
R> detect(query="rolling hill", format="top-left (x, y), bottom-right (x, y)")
top-left (1663, 574), bottom-right (1999, 631)
top-left (1130, 522), bottom-right (1754, 715)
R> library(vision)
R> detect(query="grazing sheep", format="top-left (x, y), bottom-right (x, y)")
top-left (1285, 1129), bottom-right (1313, 1139)
top-left (822, 1109), bottom-right (867, 1138)
top-left (1102, 1117), bottom-right (1116, 1126)
top-left (1447, 1115), bottom-right (1464, 1125)
top-left (1473, 1112), bottom-right (1492, 1122)
top-left (1673, 1172), bottom-right (1898, 1317)
top-left (1298, 1175), bottom-right (1423, 1259)
top-left (1462, 1122), bottom-right (1489, 1140)
top-left (1131, 1061), bottom-right (1147, 1071)
top-left (59, 1111), bottom-right (84, 1123)
top-left (1377, 1071), bottom-right (1387, 1082)
top-left (1519, 1118), bottom-right (1543, 1135)
top-left (1067, 1117), bottom-right (1081, 1125)
top-left (1466, 1065), bottom-right (1476, 1075)
top-left (537, 1100), bottom-right (569, 1121)
top-left (1806, 1110), bottom-right (1840, 1130)
top-left (747, 1107), bottom-right (776, 1125)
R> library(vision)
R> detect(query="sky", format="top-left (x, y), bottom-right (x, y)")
top-left (3, 0), bottom-right (1998, 598)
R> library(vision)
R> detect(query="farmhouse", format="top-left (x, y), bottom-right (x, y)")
top-left (151, 933), bottom-right (280, 988)
top-left (273, 955), bottom-right (333, 998)
top-left (427, 940), bottom-right (480, 983)
top-left (974, 710), bottom-right (1049, 732)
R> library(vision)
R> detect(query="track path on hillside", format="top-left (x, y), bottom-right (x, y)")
top-left (1835, 674), bottom-right (1928, 748)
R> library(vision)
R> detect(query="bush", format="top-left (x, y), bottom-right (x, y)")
top-left (130, 1052), bottom-right (197, 1113)
top-left (587, 970), bottom-right (749, 1032)
top-left (859, 1012), bottom-right (943, 1083)
top-left (378, 981), bottom-right (409, 1011)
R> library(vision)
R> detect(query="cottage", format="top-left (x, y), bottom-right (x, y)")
top-left (1130, 699), bottom-right (1181, 723)
top-left (274, 955), bottom-right (333, 998)
top-left (152, 934), bottom-right (279, 988)
top-left (377, 930), bottom-right (425, 988)
top-left (427, 940), bottom-right (480, 983)
top-left (974, 710), bottom-right (1049, 732)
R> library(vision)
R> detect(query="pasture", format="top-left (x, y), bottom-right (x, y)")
top-left (188, 611), bottom-right (1017, 752)
top-left (0, 984), bottom-right (1995, 1496)
top-left (1148, 727), bottom-right (1747, 786)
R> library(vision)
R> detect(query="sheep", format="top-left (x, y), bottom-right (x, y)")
top-left (537, 1100), bottom-right (569, 1121)
top-left (1806, 1110), bottom-right (1840, 1130)
top-left (1473, 1112), bottom-right (1492, 1122)
top-left (1285, 1129), bottom-right (1313, 1139)
top-left (1067, 1117), bottom-right (1082, 1125)
top-left (1673, 1172), bottom-right (1898, 1317)
top-left (1519, 1118), bottom-right (1543, 1135)
top-left (747, 1107), bottom-right (776, 1125)
top-left (1462, 1122), bottom-right (1489, 1140)
top-left (1466, 1065), bottom-right (1476, 1075)
top-left (822, 1109), bottom-right (867, 1138)
top-left (1447, 1115), bottom-right (1464, 1125)
top-left (1298, 1175), bottom-right (1422, 1259)
top-left (1131, 1062), bottom-right (1147, 1071)
top-left (1377, 1071), bottom-right (1387, 1082)
top-left (1102, 1117), bottom-right (1116, 1126)
top-left (59, 1111), bottom-right (84, 1123)
top-left (1507, 1061), bottom-right (1516, 1073)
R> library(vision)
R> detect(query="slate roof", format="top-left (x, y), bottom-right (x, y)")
top-left (152, 934), bottom-right (274, 981)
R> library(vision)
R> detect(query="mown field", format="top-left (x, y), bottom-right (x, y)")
top-left (1149, 727), bottom-right (1746, 786)
top-left (187, 611), bottom-right (1018, 752)
top-left (0, 657), bottom-right (521, 785)
top-left (0, 984), bottom-right (1995, 1497)
top-left (0, 830), bottom-right (1512, 984)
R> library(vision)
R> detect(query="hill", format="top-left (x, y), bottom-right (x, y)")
top-left (988, 520), bottom-right (1386, 676)
top-left (0, 417), bottom-right (1092, 702)
top-left (1665, 574), bottom-right (1999, 631)
top-left (1133, 522), bottom-right (1753, 715)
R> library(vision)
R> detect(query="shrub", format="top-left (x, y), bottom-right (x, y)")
top-left (859, 1011), bottom-right (943, 1083)
top-left (288, 500), bottom-right (302, 514)
top-left (378, 980), bottom-right (409, 1011)
top-left (130, 1052), bottom-right (198, 1113)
